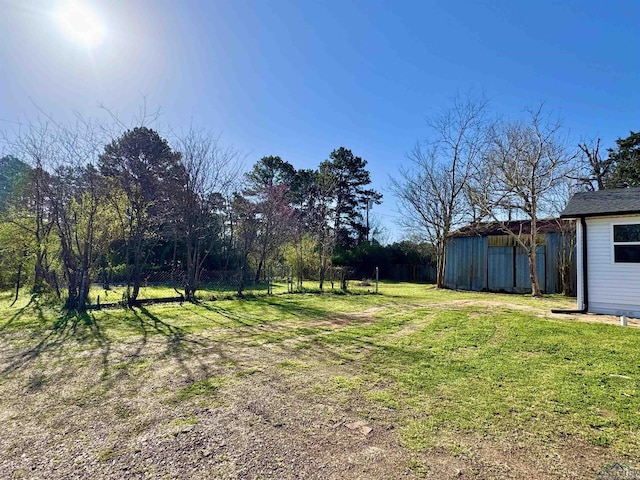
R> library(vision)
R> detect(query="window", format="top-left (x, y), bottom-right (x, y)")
top-left (613, 224), bottom-right (640, 263)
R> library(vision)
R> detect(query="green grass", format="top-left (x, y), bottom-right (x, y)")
top-left (176, 377), bottom-right (226, 402)
top-left (297, 296), bottom-right (640, 455)
top-left (2, 282), bottom-right (639, 459)
top-left (96, 447), bottom-right (116, 462)
top-left (86, 281), bottom-right (293, 303)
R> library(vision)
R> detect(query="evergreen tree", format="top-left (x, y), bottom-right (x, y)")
top-left (319, 147), bottom-right (381, 249)
top-left (607, 131), bottom-right (640, 187)
top-left (0, 155), bottom-right (30, 211)
top-left (98, 127), bottom-right (183, 303)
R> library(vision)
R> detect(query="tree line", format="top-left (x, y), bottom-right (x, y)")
top-left (0, 118), bottom-right (421, 309)
top-left (1, 100), bottom-right (636, 307)
top-left (392, 95), bottom-right (639, 296)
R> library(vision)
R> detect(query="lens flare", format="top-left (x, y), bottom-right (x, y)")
top-left (58, 4), bottom-right (105, 47)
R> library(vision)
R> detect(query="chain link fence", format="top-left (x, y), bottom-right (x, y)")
top-left (82, 261), bottom-right (435, 307)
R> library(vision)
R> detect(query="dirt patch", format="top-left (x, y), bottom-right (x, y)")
top-left (308, 306), bottom-right (387, 328)
top-left (437, 299), bottom-right (640, 328)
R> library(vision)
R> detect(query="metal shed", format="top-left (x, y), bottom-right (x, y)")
top-left (444, 219), bottom-right (576, 294)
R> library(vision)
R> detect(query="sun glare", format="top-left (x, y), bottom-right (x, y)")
top-left (57, 4), bottom-right (105, 47)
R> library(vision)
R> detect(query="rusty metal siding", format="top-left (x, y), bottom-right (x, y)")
top-left (487, 234), bottom-right (546, 247)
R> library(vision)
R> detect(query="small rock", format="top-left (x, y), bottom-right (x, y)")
top-left (345, 421), bottom-right (368, 430)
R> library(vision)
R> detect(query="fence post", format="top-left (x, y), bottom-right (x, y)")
top-left (375, 266), bottom-right (379, 294)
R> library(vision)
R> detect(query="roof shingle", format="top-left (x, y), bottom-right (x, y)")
top-left (561, 187), bottom-right (640, 218)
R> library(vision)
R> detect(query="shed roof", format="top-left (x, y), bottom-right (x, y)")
top-left (450, 219), bottom-right (572, 238)
top-left (560, 187), bottom-right (640, 218)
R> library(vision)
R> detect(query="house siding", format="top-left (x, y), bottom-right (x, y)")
top-left (586, 215), bottom-right (640, 317)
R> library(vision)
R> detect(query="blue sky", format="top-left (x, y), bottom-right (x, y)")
top-left (1, 0), bottom-right (638, 241)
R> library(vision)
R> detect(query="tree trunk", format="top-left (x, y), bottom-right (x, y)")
top-left (529, 247), bottom-right (542, 297)
top-left (319, 250), bottom-right (326, 291)
top-left (77, 270), bottom-right (90, 311)
top-left (528, 217), bottom-right (543, 297)
top-left (318, 247), bottom-right (325, 291)
top-left (76, 240), bottom-right (92, 311)
top-left (65, 271), bottom-right (78, 310)
top-left (11, 263), bottom-right (22, 307)
top-left (237, 265), bottom-right (245, 297)
top-left (33, 250), bottom-right (47, 293)
top-left (436, 240), bottom-right (446, 288)
top-left (131, 280), bottom-right (141, 304)
top-left (255, 258), bottom-right (264, 283)
top-left (185, 241), bottom-right (195, 301)
top-left (130, 246), bottom-right (143, 303)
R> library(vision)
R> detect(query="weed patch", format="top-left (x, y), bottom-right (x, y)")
top-left (176, 377), bottom-right (226, 402)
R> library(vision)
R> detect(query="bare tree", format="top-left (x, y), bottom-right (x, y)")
top-left (174, 128), bottom-right (242, 300)
top-left (570, 138), bottom-right (614, 191)
top-left (3, 120), bottom-right (57, 293)
top-left (472, 106), bottom-right (573, 297)
top-left (367, 212), bottom-right (389, 245)
top-left (48, 118), bottom-right (115, 309)
top-left (391, 95), bottom-right (490, 288)
top-left (230, 193), bottom-right (260, 296)
top-left (3, 115), bottom-right (120, 308)
top-left (311, 169), bottom-right (338, 291)
top-left (547, 178), bottom-right (578, 295)
top-left (243, 156), bottom-right (296, 282)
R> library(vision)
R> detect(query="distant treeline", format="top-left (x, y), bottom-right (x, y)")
top-left (0, 123), bottom-right (433, 309)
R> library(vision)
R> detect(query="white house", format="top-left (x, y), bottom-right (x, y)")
top-left (561, 187), bottom-right (640, 318)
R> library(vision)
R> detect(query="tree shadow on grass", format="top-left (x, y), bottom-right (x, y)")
top-left (0, 294), bottom-right (44, 331)
top-left (196, 296), bottom-right (335, 328)
top-left (186, 296), bottom-right (401, 369)
top-left (1, 308), bottom-right (109, 377)
top-left (124, 306), bottom-right (211, 382)
top-left (196, 302), bottom-right (271, 328)
top-left (1, 293), bottom-right (395, 396)
top-left (0, 303), bottom-right (217, 390)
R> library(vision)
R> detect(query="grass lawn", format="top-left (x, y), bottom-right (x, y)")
top-left (0, 283), bottom-right (638, 479)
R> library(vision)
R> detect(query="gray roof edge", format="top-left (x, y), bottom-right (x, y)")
top-left (560, 187), bottom-right (640, 218)
top-left (560, 209), bottom-right (640, 219)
